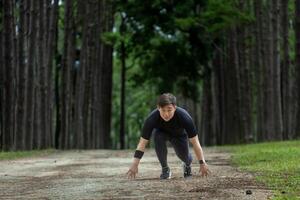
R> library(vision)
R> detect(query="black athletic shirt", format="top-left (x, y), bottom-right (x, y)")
top-left (141, 107), bottom-right (197, 140)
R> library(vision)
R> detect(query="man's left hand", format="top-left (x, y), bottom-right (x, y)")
top-left (199, 163), bottom-right (211, 177)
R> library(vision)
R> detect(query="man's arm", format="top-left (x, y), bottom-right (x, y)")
top-left (189, 135), bottom-right (206, 163)
top-left (126, 137), bottom-right (149, 179)
top-left (131, 137), bottom-right (149, 166)
top-left (189, 135), bottom-right (210, 177)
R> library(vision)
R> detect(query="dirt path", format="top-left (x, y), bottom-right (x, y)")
top-left (0, 148), bottom-right (272, 200)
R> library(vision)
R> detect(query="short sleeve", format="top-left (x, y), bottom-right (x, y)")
top-left (179, 109), bottom-right (197, 138)
top-left (141, 109), bottom-right (158, 140)
top-left (141, 118), bottom-right (154, 140)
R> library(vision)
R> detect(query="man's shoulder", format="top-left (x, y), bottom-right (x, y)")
top-left (146, 108), bottom-right (159, 121)
top-left (176, 106), bottom-right (192, 119)
top-left (176, 106), bottom-right (190, 115)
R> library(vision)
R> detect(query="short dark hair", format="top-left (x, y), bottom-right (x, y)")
top-left (157, 93), bottom-right (176, 107)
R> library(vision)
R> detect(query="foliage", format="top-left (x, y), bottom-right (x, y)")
top-left (112, 0), bottom-right (253, 101)
top-left (110, 0), bottom-right (258, 148)
top-left (225, 141), bottom-right (300, 199)
top-left (199, 0), bottom-right (254, 36)
top-left (111, 55), bottom-right (156, 149)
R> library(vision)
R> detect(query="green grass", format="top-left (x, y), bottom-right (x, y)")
top-left (0, 149), bottom-right (58, 160)
top-left (224, 140), bottom-right (300, 200)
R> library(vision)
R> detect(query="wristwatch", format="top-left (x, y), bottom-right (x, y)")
top-left (199, 160), bottom-right (205, 165)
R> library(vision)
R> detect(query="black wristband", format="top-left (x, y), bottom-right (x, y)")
top-left (134, 150), bottom-right (144, 159)
top-left (199, 160), bottom-right (205, 165)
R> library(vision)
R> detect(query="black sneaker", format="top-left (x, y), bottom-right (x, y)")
top-left (160, 166), bottom-right (172, 180)
top-left (183, 163), bottom-right (192, 178)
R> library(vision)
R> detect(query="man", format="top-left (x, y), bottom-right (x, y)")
top-left (126, 93), bottom-right (210, 180)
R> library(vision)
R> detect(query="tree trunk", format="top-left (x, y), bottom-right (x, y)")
top-left (236, 1), bottom-right (253, 143)
top-left (263, 1), bottom-right (275, 141)
top-left (38, 0), bottom-right (48, 149)
top-left (82, 0), bottom-right (93, 148)
top-left (3, 0), bottom-right (16, 150)
top-left (120, 13), bottom-right (126, 149)
top-left (88, 0), bottom-right (100, 149)
top-left (46, 0), bottom-right (59, 148)
top-left (99, 0), bottom-right (113, 149)
top-left (74, 0), bottom-right (87, 149)
top-left (26, 0), bottom-right (38, 150)
top-left (254, 0), bottom-right (264, 141)
top-left (224, 28), bottom-right (242, 144)
top-left (33, 0), bottom-right (46, 149)
top-left (272, 0), bottom-right (283, 140)
top-left (212, 42), bottom-right (224, 145)
top-left (295, 0), bottom-right (300, 139)
top-left (281, 0), bottom-right (291, 140)
top-left (236, 2), bottom-right (246, 144)
top-left (60, 0), bottom-right (75, 149)
top-left (201, 67), bottom-right (214, 145)
top-left (15, 0), bottom-right (27, 150)
top-left (0, 0), bottom-right (4, 150)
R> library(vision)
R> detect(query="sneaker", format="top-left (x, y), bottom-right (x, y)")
top-left (160, 166), bottom-right (172, 180)
top-left (183, 163), bottom-right (192, 178)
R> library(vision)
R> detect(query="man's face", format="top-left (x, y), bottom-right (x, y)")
top-left (158, 104), bottom-right (176, 122)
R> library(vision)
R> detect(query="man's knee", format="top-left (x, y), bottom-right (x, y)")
top-left (177, 151), bottom-right (192, 165)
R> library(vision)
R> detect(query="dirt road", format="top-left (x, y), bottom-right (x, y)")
top-left (0, 148), bottom-right (272, 200)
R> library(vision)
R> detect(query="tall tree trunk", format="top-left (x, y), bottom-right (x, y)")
top-left (11, 0), bottom-right (18, 150)
top-left (295, 0), bottom-right (300, 139)
top-left (99, 0), bottom-right (113, 149)
top-left (240, 0), bottom-right (253, 143)
top-left (201, 67), bottom-right (214, 145)
top-left (15, 0), bottom-right (27, 150)
top-left (25, 0), bottom-right (38, 150)
top-left (38, 0), bottom-right (48, 149)
top-left (254, 0), bottom-right (264, 141)
top-left (60, 0), bottom-right (75, 149)
top-left (120, 13), bottom-right (126, 149)
top-left (73, 0), bottom-right (106, 149)
top-left (54, 54), bottom-right (61, 149)
top-left (212, 42), bottom-right (224, 145)
top-left (263, 1), bottom-right (275, 141)
top-left (74, 0), bottom-right (87, 149)
top-left (82, 0), bottom-right (93, 148)
top-left (33, 0), bottom-right (46, 149)
top-left (0, 0), bottom-right (4, 150)
top-left (3, 0), bottom-right (16, 150)
top-left (236, 3), bottom-right (253, 143)
top-left (236, 1), bottom-right (246, 143)
top-left (46, 0), bottom-right (59, 148)
top-left (224, 28), bottom-right (242, 144)
top-left (272, 0), bottom-right (283, 140)
top-left (281, 0), bottom-right (291, 140)
top-left (94, 1), bottom-right (104, 149)
top-left (89, 0), bottom-right (100, 149)
top-left (220, 42), bottom-right (226, 145)
top-left (23, 0), bottom-right (31, 144)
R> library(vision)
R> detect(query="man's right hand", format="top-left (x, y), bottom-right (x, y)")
top-left (126, 163), bottom-right (138, 179)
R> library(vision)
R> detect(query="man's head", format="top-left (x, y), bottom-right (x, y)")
top-left (157, 93), bottom-right (176, 122)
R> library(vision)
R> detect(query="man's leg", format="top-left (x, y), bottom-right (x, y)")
top-left (169, 134), bottom-right (192, 166)
top-left (170, 135), bottom-right (193, 178)
top-left (153, 130), bottom-right (172, 179)
top-left (170, 134), bottom-right (193, 178)
top-left (153, 130), bottom-right (168, 168)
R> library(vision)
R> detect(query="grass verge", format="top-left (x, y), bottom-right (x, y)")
top-left (0, 149), bottom-right (58, 160)
top-left (223, 140), bottom-right (300, 200)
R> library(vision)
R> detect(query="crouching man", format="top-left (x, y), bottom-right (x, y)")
top-left (126, 93), bottom-right (210, 180)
